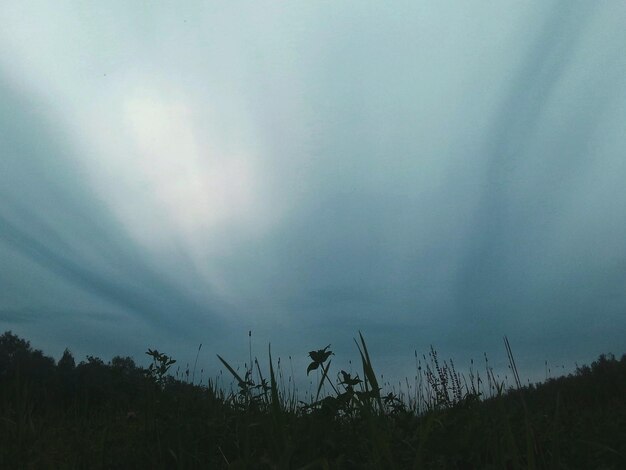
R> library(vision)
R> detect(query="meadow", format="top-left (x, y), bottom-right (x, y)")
top-left (0, 329), bottom-right (624, 469)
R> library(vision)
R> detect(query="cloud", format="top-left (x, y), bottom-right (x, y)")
top-left (0, 76), bottom-right (223, 340)
top-left (0, 1), bottom-right (625, 381)
top-left (453, 2), bottom-right (626, 336)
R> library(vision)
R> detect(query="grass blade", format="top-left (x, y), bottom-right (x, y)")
top-left (216, 354), bottom-right (246, 389)
top-left (355, 331), bottom-right (383, 411)
top-left (268, 345), bottom-right (281, 415)
top-left (315, 360), bottom-right (333, 403)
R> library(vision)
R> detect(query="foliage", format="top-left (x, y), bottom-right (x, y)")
top-left (57, 348), bottom-right (75, 371)
top-left (0, 330), bottom-right (624, 468)
top-left (145, 348), bottom-right (176, 388)
top-left (0, 331), bottom-right (55, 382)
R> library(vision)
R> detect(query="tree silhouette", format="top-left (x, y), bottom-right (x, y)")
top-left (58, 348), bottom-right (76, 371)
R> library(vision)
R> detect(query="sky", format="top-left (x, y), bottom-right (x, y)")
top-left (1, 1), bottom-right (625, 388)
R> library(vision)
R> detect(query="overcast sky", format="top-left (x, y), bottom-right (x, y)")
top-left (1, 1), bottom-right (625, 387)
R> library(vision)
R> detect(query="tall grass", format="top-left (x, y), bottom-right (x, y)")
top-left (1, 329), bottom-right (624, 468)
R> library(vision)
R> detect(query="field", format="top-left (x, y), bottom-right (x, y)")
top-left (0, 330), bottom-right (624, 469)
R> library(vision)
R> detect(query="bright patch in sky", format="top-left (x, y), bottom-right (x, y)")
top-left (98, 86), bottom-right (263, 250)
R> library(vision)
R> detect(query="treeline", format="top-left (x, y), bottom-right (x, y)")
top-left (0, 331), bottom-right (151, 411)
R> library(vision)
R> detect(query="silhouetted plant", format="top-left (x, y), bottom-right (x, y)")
top-left (145, 348), bottom-right (176, 388)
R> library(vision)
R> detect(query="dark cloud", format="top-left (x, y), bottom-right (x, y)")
top-left (454, 2), bottom-right (626, 333)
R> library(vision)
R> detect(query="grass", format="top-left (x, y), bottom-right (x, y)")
top-left (0, 329), bottom-right (624, 468)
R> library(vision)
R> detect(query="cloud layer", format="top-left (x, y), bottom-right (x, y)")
top-left (1, 1), bottom-right (625, 381)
